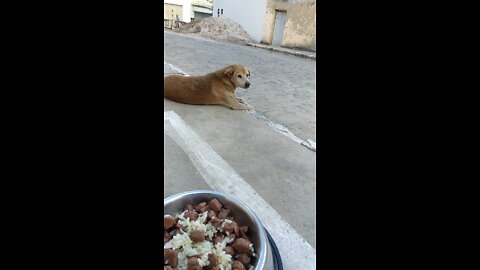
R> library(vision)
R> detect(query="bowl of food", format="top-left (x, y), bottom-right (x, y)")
top-left (164, 190), bottom-right (275, 270)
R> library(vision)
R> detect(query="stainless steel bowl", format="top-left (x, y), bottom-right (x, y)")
top-left (164, 190), bottom-right (275, 270)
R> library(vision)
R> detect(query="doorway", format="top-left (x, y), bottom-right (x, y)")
top-left (272, 10), bottom-right (286, 47)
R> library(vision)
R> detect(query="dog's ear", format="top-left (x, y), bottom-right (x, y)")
top-left (224, 66), bottom-right (235, 77)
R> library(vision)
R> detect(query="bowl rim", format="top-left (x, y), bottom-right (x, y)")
top-left (164, 190), bottom-right (268, 270)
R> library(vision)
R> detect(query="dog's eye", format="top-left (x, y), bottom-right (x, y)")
top-left (238, 75), bottom-right (242, 79)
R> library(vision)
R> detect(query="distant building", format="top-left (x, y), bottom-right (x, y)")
top-left (164, 0), bottom-right (212, 23)
top-left (213, 0), bottom-right (316, 51)
top-left (212, 0), bottom-right (268, 43)
top-left (192, 0), bottom-right (213, 20)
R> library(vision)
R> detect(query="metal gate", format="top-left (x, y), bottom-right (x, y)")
top-left (272, 10), bottom-right (286, 47)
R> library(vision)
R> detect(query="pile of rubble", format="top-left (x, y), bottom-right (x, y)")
top-left (179, 17), bottom-right (253, 45)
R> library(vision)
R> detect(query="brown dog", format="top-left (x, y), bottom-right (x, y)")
top-left (164, 64), bottom-right (253, 110)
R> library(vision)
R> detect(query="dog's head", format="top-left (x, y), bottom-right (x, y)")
top-left (223, 64), bottom-right (251, 89)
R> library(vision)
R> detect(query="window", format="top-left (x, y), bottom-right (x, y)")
top-left (221, 9), bottom-right (223, 15)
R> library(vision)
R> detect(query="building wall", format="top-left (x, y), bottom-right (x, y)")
top-left (193, 11), bottom-right (211, 20)
top-left (164, 0), bottom-right (193, 23)
top-left (213, 0), bottom-right (268, 43)
top-left (164, 4), bottom-right (183, 21)
top-left (192, 0), bottom-right (213, 8)
top-left (192, 4), bottom-right (212, 21)
top-left (261, 0), bottom-right (316, 51)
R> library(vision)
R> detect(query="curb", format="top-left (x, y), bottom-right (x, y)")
top-left (246, 43), bottom-right (316, 60)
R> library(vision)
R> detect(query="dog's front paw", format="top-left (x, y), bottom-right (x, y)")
top-left (236, 97), bottom-right (246, 104)
top-left (235, 98), bottom-right (254, 110)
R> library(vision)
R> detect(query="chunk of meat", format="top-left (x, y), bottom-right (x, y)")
top-left (184, 211), bottom-right (198, 221)
top-left (211, 217), bottom-right (223, 228)
top-left (234, 223), bottom-right (240, 237)
top-left (164, 249), bottom-right (178, 268)
top-left (188, 255), bottom-right (201, 260)
top-left (217, 208), bottom-right (231, 220)
top-left (226, 233), bottom-right (236, 244)
top-left (163, 249), bottom-right (169, 264)
top-left (213, 234), bottom-right (223, 245)
top-left (206, 253), bottom-right (219, 269)
top-left (223, 221), bottom-right (238, 236)
top-left (209, 198), bottom-right (223, 213)
top-left (233, 238), bottom-right (251, 254)
top-left (239, 226), bottom-right (249, 240)
top-left (195, 202), bottom-right (208, 213)
top-left (232, 261), bottom-right (246, 270)
top-left (187, 257), bottom-right (202, 270)
top-left (237, 253), bottom-right (251, 267)
top-left (164, 230), bottom-right (171, 243)
top-left (189, 230), bottom-right (205, 243)
top-left (225, 246), bottom-right (235, 256)
top-left (207, 210), bottom-right (217, 221)
top-left (184, 204), bottom-right (194, 212)
top-left (164, 215), bottom-right (177, 230)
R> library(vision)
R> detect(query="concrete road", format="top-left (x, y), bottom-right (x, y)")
top-left (164, 29), bottom-right (316, 268)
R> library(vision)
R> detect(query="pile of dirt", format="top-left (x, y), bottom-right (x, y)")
top-left (179, 17), bottom-right (253, 45)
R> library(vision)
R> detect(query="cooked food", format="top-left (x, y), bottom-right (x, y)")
top-left (164, 198), bottom-right (256, 270)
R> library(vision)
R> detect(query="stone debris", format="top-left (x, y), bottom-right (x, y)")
top-left (178, 17), bottom-right (253, 45)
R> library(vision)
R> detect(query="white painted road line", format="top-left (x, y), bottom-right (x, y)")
top-left (164, 111), bottom-right (316, 269)
top-left (163, 61), bottom-right (317, 152)
top-left (247, 110), bottom-right (316, 152)
top-left (164, 61), bottom-right (190, 76)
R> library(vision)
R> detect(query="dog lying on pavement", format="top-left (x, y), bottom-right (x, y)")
top-left (164, 64), bottom-right (254, 110)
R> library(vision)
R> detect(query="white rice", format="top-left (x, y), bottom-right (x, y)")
top-left (164, 211), bottom-right (255, 270)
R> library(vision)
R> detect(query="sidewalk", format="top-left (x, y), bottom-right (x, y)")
top-left (246, 42), bottom-right (316, 60)
top-left (164, 27), bottom-right (316, 60)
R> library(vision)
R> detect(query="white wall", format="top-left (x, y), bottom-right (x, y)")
top-left (164, 0), bottom-right (193, 23)
top-left (213, 0), bottom-right (268, 42)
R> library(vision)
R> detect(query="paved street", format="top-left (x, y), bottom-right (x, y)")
top-left (164, 29), bottom-right (316, 269)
